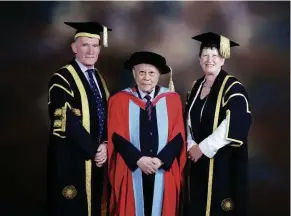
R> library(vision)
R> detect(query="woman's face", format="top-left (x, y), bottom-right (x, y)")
top-left (199, 47), bottom-right (225, 76)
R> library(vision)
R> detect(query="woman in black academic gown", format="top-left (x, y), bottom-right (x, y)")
top-left (184, 32), bottom-right (252, 216)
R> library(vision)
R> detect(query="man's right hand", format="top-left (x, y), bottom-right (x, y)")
top-left (137, 156), bottom-right (158, 175)
top-left (95, 143), bottom-right (107, 167)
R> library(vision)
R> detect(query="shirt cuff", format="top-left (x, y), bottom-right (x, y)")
top-left (199, 138), bottom-right (216, 158)
top-left (199, 118), bottom-right (231, 158)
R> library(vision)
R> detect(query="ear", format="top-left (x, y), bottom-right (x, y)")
top-left (71, 42), bottom-right (77, 54)
top-left (199, 56), bottom-right (203, 66)
top-left (132, 68), bottom-right (136, 78)
top-left (221, 58), bottom-right (225, 66)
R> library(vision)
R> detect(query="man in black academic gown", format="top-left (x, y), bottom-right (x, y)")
top-left (46, 22), bottom-right (111, 216)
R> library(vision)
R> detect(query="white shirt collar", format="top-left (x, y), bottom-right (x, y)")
top-left (138, 87), bottom-right (155, 100)
top-left (75, 58), bottom-right (94, 73)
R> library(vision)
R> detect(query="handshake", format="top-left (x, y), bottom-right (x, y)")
top-left (136, 156), bottom-right (163, 175)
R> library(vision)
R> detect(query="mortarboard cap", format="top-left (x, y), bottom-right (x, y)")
top-left (124, 51), bottom-right (175, 91)
top-left (192, 32), bottom-right (239, 59)
top-left (64, 21), bottom-right (112, 47)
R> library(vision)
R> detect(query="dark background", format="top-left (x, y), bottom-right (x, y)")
top-left (0, 1), bottom-right (289, 216)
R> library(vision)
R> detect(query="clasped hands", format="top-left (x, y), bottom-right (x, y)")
top-left (187, 145), bottom-right (203, 163)
top-left (137, 156), bottom-right (163, 175)
top-left (94, 143), bottom-right (107, 167)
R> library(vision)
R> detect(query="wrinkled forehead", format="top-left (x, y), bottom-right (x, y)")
top-left (133, 63), bottom-right (160, 73)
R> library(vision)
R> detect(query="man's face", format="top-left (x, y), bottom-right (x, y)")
top-left (133, 64), bottom-right (160, 93)
top-left (71, 36), bottom-right (101, 67)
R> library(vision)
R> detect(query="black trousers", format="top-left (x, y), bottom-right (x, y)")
top-left (142, 173), bottom-right (155, 216)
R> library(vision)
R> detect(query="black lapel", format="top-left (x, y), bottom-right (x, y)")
top-left (199, 70), bottom-right (228, 136)
top-left (70, 59), bottom-right (96, 106)
top-left (186, 77), bottom-right (204, 142)
top-left (94, 69), bottom-right (108, 107)
top-left (186, 76), bottom-right (204, 112)
top-left (94, 69), bottom-right (108, 140)
top-left (70, 59), bottom-right (99, 140)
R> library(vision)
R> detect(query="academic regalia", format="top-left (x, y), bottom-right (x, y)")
top-left (184, 32), bottom-right (252, 216)
top-left (47, 59), bottom-right (110, 216)
top-left (185, 70), bottom-right (252, 216)
top-left (46, 21), bottom-right (111, 216)
top-left (107, 86), bottom-right (186, 216)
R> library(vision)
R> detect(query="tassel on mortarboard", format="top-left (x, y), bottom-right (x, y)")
top-left (192, 32), bottom-right (240, 59)
top-left (103, 25), bottom-right (108, 47)
top-left (220, 35), bottom-right (230, 59)
top-left (168, 66), bottom-right (175, 92)
top-left (64, 21), bottom-right (111, 47)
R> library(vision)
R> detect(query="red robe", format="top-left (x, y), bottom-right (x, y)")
top-left (107, 87), bottom-right (186, 216)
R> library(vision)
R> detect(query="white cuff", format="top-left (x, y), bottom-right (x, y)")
top-left (199, 118), bottom-right (231, 158)
top-left (199, 138), bottom-right (217, 158)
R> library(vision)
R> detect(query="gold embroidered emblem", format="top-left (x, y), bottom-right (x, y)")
top-left (221, 198), bottom-right (234, 211)
top-left (54, 108), bottom-right (62, 117)
top-left (72, 108), bottom-right (81, 116)
top-left (62, 185), bottom-right (77, 200)
top-left (53, 120), bottom-right (62, 128)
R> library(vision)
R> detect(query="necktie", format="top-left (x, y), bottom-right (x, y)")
top-left (144, 94), bottom-right (152, 121)
top-left (86, 69), bottom-right (105, 142)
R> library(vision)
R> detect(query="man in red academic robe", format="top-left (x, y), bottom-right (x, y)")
top-left (107, 51), bottom-right (186, 216)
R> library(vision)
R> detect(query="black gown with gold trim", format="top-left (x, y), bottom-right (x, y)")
top-left (46, 59), bottom-right (109, 216)
top-left (184, 70), bottom-right (252, 216)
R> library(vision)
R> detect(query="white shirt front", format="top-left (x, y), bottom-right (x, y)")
top-left (75, 58), bottom-right (102, 98)
top-left (138, 87), bottom-right (155, 102)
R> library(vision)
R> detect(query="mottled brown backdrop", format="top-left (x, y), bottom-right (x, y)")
top-left (0, 1), bottom-right (289, 216)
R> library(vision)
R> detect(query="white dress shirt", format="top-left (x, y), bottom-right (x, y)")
top-left (75, 58), bottom-right (102, 98)
top-left (138, 87), bottom-right (155, 102)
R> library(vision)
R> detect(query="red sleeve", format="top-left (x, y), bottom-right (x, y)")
top-left (162, 93), bottom-right (187, 216)
top-left (107, 93), bottom-right (141, 215)
top-left (167, 94), bottom-right (187, 173)
top-left (107, 93), bottom-right (129, 182)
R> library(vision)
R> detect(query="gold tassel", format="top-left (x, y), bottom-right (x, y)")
top-left (220, 35), bottom-right (230, 59)
top-left (103, 26), bottom-right (108, 47)
top-left (168, 66), bottom-right (175, 92)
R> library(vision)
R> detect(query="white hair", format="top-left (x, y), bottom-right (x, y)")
top-left (132, 68), bottom-right (136, 78)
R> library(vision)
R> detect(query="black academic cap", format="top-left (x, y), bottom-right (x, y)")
top-left (125, 51), bottom-right (175, 91)
top-left (192, 32), bottom-right (239, 58)
top-left (124, 51), bottom-right (170, 74)
top-left (64, 21), bottom-right (112, 47)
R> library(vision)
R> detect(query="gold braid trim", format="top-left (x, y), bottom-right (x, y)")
top-left (205, 75), bottom-right (232, 216)
top-left (65, 65), bottom-right (92, 216)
